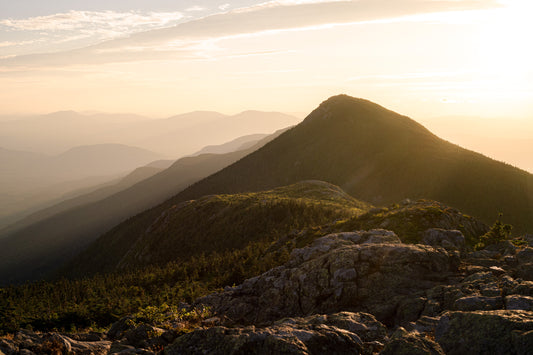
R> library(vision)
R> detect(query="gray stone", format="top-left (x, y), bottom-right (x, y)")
top-left (485, 241), bottom-right (517, 256)
top-left (198, 232), bottom-right (455, 325)
top-left (517, 263), bottom-right (533, 281)
top-left (124, 324), bottom-right (163, 348)
top-left (512, 329), bottom-right (533, 354)
top-left (166, 312), bottom-right (385, 355)
top-left (381, 327), bottom-right (445, 355)
top-left (517, 247), bottom-right (533, 264)
top-left (454, 296), bottom-right (503, 311)
top-left (506, 295), bottom-right (533, 311)
top-left (0, 339), bottom-right (16, 355)
top-left (422, 229), bottom-right (465, 251)
top-left (435, 310), bottom-right (533, 354)
top-left (108, 316), bottom-right (136, 340)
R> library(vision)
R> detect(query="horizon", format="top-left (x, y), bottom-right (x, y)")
top-left (0, 0), bottom-right (532, 120)
top-left (1, 96), bottom-right (531, 174)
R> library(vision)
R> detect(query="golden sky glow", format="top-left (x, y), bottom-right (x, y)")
top-left (0, 0), bottom-right (531, 123)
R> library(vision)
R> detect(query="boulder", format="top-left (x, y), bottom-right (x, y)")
top-left (124, 324), bottom-right (163, 348)
top-left (5, 331), bottom-right (111, 355)
top-left (512, 329), bottom-right (533, 354)
top-left (380, 327), bottom-right (444, 355)
top-left (166, 312), bottom-right (386, 355)
top-left (516, 247), bottom-right (533, 264)
top-left (108, 316), bottom-right (136, 340)
top-left (485, 241), bottom-right (517, 256)
top-left (422, 229), bottom-right (465, 251)
top-left (506, 295), bottom-right (533, 311)
top-left (454, 296), bottom-right (503, 311)
top-left (435, 310), bottom-right (533, 354)
top-left (0, 339), bottom-right (16, 355)
top-left (198, 231), bottom-right (455, 325)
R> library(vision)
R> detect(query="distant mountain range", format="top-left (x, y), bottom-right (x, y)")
top-left (0, 110), bottom-right (301, 157)
top-left (0, 129), bottom-right (289, 284)
top-left (0, 144), bottom-right (162, 229)
top-left (191, 133), bottom-right (268, 156)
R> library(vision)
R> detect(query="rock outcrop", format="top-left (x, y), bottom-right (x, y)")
top-left (0, 330), bottom-right (110, 355)
top-left (166, 312), bottom-right (387, 355)
top-left (197, 230), bottom-right (458, 325)
top-left (435, 310), bottom-right (533, 354)
top-left (3, 229), bottom-right (533, 354)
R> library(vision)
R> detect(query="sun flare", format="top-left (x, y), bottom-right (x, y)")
top-left (477, 0), bottom-right (533, 79)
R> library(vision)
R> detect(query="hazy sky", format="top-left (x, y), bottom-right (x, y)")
top-left (1, 0), bottom-right (532, 122)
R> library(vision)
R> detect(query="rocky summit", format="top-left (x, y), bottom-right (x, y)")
top-left (3, 229), bottom-right (533, 354)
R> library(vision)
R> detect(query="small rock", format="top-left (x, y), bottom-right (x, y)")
top-left (109, 343), bottom-right (135, 354)
top-left (454, 296), bottom-right (503, 311)
top-left (202, 317), bottom-right (221, 326)
top-left (517, 247), bottom-right (533, 264)
top-left (488, 266), bottom-right (506, 276)
top-left (124, 324), bottom-right (162, 348)
top-left (436, 310), bottom-right (533, 354)
top-left (512, 329), bottom-right (533, 354)
top-left (0, 339), bottom-right (16, 355)
top-left (108, 316), bottom-right (135, 340)
top-left (381, 327), bottom-right (445, 355)
top-left (486, 241), bottom-right (517, 256)
top-left (423, 229), bottom-right (465, 251)
top-left (506, 295), bottom-right (533, 311)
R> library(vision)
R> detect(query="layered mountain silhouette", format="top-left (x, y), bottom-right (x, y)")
top-left (0, 129), bottom-right (289, 284)
top-left (0, 163), bottom-right (167, 238)
top-left (0, 110), bottom-right (300, 157)
top-left (81, 94), bottom-right (532, 264)
top-left (0, 144), bottom-right (162, 228)
top-left (191, 133), bottom-right (268, 156)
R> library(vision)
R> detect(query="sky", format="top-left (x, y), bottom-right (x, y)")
top-left (0, 0), bottom-right (532, 123)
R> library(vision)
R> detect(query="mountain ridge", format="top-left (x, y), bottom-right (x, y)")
top-left (96, 94), bottom-right (533, 248)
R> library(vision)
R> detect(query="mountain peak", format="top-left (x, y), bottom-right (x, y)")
top-left (302, 94), bottom-right (393, 124)
top-left (301, 94), bottom-right (425, 138)
top-left (319, 94), bottom-right (385, 109)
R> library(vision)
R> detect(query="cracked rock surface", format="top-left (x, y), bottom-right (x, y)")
top-left (197, 230), bottom-right (457, 325)
top-left (3, 229), bottom-right (533, 354)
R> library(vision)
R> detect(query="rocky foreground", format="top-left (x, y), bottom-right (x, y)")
top-left (2, 229), bottom-right (533, 354)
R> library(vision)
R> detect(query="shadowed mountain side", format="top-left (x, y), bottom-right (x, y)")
top-left (144, 160), bottom-right (175, 169)
top-left (0, 144), bottom-right (163, 227)
top-left (191, 133), bottom-right (268, 156)
top-left (0, 165), bottom-right (165, 237)
top-left (89, 95), bottom-right (532, 259)
top-left (0, 129), bottom-right (289, 285)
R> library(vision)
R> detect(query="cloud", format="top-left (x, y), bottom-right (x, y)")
top-left (0, 10), bottom-right (184, 35)
top-left (0, 41), bottom-right (31, 48)
top-left (0, 0), bottom-right (500, 70)
top-left (185, 6), bottom-right (207, 12)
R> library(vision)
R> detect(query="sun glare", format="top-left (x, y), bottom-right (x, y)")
top-left (477, 0), bottom-right (533, 79)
